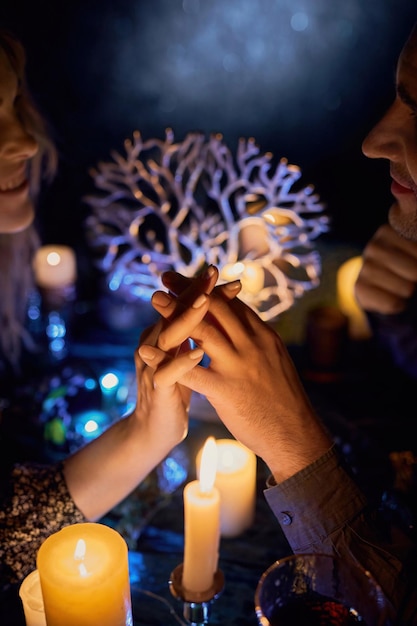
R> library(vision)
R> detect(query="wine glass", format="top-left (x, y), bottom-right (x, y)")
top-left (255, 553), bottom-right (392, 626)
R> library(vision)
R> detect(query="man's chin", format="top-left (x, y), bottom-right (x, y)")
top-left (388, 201), bottom-right (417, 242)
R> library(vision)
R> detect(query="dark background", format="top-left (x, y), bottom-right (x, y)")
top-left (1, 0), bottom-right (417, 250)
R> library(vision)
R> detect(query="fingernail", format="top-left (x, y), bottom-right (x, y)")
top-left (192, 293), bottom-right (207, 308)
top-left (138, 345), bottom-right (156, 360)
top-left (223, 280), bottom-right (241, 292)
top-left (203, 265), bottom-right (216, 280)
top-left (189, 348), bottom-right (204, 360)
top-left (152, 291), bottom-right (173, 307)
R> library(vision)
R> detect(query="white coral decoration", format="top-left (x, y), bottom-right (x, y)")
top-left (84, 128), bottom-right (329, 321)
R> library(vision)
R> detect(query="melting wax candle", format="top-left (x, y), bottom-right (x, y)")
top-left (182, 437), bottom-right (220, 596)
top-left (36, 522), bottom-right (132, 626)
top-left (337, 256), bottom-right (371, 340)
top-left (19, 569), bottom-right (46, 626)
top-left (197, 438), bottom-right (257, 537)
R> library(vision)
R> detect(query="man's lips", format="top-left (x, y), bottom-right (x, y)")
top-left (391, 178), bottom-right (415, 195)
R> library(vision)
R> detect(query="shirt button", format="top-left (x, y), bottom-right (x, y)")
top-left (280, 512), bottom-right (293, 526)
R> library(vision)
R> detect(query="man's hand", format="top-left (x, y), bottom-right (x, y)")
top-left (355, 221), bottom-right (417, 315)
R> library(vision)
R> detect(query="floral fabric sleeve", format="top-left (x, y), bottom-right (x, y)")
top-left (0, 462), bottom-right (86, 587)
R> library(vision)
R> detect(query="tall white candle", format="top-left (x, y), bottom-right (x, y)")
top-left (33, 245), bottom-right (77, 289)
top-left (36, 522), bottom-right (132, 626)
top-left (182, 437), bottom-right (220, 596)
top-left (19, 569), bottom-right (46, 626)
top-left (197, 438), bottom-right (257, 537)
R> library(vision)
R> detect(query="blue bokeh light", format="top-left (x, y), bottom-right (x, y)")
top-left (6, 0), bottom-right (416, 245)
top-left (73, 410), bottom-right (111, 440)
top-left (60, 0), bottom-right (413, 162)
top-left (100, 371), bottom-right (120, 392)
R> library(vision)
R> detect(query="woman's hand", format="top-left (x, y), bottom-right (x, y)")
top-left (133, 266), bottom-right (220, 456)
top-left (63, 267), bottom-right (220, 520)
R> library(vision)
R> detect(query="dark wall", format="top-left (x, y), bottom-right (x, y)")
top-left (1, 0), bottom-right (417, 249)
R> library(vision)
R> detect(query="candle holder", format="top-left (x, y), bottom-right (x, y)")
top-left (169, 563), bottom-right (224, 626)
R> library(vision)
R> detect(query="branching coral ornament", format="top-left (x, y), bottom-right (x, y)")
top-left (84, 129), bottom-right (329, 322)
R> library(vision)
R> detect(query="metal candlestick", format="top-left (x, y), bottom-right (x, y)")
top-left (169, 563), bottom-right (224, 626)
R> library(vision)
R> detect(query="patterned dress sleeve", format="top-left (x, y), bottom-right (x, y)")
top-left (0, 461), bottom-right (86, 588)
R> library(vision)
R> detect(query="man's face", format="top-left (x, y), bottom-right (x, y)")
top-left (362, 23), bottom-right (417, 241)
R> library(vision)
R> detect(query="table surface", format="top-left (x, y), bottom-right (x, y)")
top-left (125, 418), bottom-right (285, 626)
top-left (124, 338), bottom-right (416, 626)
top-left (1, 326), bottom-right (416, 625)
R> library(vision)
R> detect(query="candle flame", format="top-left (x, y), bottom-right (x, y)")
top-left (74, 538), bottom-right (90, 577)
top-left (199, 437), bottom-right (217, 493)
top-left (220, 262), bottom-right (244, 282)
top-left (46, 251), bottom-right (62, 267)
top-left (74, 538), bottom-right (86, 560)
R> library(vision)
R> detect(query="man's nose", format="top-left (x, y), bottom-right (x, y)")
top-left (362, 100), bottom-right (408, 161)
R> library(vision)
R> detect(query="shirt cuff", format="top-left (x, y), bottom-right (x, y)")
top-left (263, 445), bottom-right (368, 552)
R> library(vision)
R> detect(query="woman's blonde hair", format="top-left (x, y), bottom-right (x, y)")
top-left (0, 30), bottom-right (58, 374)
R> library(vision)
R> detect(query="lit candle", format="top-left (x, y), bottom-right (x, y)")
top-left (19, 569), bottom-right (46, 626)
top-left (197, 438), bottom-right (257, 538)
top-left (36, 522), bottom-right (132, 626)
top-left (182, 437), bottom-right (220, 596)
top-left (33, 245), bottom-right (77, 289)
top-left (337, 256), bottom-right (371, 340)
top-left (220, 260), bottom-right (264, 295)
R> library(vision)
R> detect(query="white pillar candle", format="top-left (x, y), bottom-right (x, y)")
top-left (36, 523), bottom-right (132, 626)
top-left (337, 256), bottom-right (371, 340)
top-left (33, 245), bottom-right (77, 289)
top-left (182, 437), bottom-right (220, 596)
top-left (19, 569), bottom-right (46, 626)
top-left (197, 438), bottom-right (257, 537)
